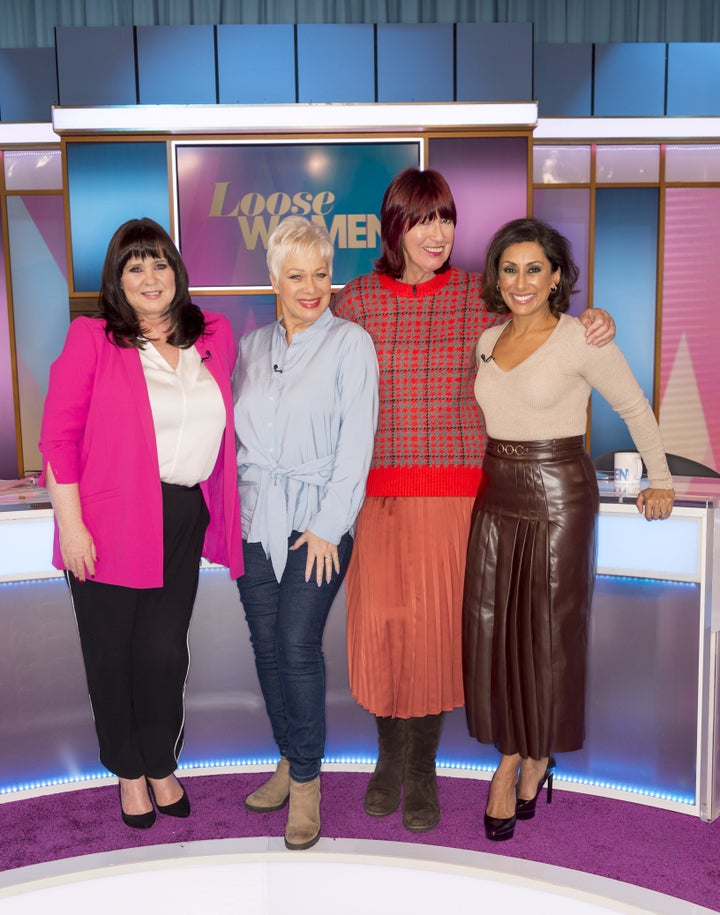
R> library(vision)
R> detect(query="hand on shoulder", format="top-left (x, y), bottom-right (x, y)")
top-left (577, 308), bottom-right (616, 347)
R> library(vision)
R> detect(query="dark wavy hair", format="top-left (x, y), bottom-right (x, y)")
top-left (98, 218), bottom-right (205, 348)
top-left (374, 168), bottom-right (457, 279)
top-left (481, 217), bottom-right (580, 317)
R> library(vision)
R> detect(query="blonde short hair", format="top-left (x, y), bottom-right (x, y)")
top-left (266, 216), bottom-right (334, 281)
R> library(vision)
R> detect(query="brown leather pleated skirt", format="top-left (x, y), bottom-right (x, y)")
top-left (462, 437), bottom-right (599, 759)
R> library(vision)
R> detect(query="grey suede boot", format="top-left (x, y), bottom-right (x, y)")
top-left (402, 713), bottom-right (444, 832)
top-left (285, 776), bottom-right (321, 850)
top-left (364, 716), bottom-right (407, 817)
top-left (245, 757), bottom-right (290, 812)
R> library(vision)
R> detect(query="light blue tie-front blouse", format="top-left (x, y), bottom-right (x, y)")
top-left (232, 308), bottom-right (379, 581)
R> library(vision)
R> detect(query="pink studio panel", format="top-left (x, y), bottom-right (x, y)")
top-left (596, 146), bottom-right (660, 184)
top-left (665, 145), bottom-right (720, 183)
top-left (4, 150), bottom-right (63, 192)
top-left (428, 136), bottom-right (529, 275)
top-left (7, 194), bottom-right (69, 474)
top-left (532, 145), bottom-right (591, 184)
top-left (0, 160), bottom-right (16, 478)
top-left (532, 187), bottom-right (591, 316)
top-left (660, 187), bottom-right (720, 471)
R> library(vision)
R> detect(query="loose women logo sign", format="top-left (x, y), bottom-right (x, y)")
top-left (176, 141), bottom-right (420, 288)
top-left (208, 186), bottom-right (380, 253)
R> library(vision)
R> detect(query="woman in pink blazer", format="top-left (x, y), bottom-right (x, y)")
top-left (39, 218), bottom-right (243, 830)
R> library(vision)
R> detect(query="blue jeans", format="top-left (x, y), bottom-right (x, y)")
top-left (237, 531), bottom-right (353, 782)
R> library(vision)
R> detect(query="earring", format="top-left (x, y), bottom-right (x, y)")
top-left (496, 283), bottom-right (500, 291)
top-left (550, 285), bottom-right (558, 293)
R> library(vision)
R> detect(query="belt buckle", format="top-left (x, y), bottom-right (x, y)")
top-left (498, 443), bottom-right (528, 456)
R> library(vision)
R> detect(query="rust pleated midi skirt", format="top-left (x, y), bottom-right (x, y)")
top-left (462, 437), bottom-right (599, 759)
top-left (346, 495), bottom-right (473, 718)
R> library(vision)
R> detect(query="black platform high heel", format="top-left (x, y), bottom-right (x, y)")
top-left (484, 810), bottom-right (516, 842)
top-left (484, 771), bottom-right (518, 842)
top-left (515, 756), bottom-right (556, 821)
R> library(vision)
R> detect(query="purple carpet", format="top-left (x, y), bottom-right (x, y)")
top-left (1, 771), bottom-right (719, 910)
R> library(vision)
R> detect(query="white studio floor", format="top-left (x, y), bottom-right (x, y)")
top-left (0, 838), bottom-right (713, 915)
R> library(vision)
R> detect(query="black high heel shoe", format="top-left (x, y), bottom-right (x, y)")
top-left (119, 786), bottom-right (156, 830)
top-left (484, 810), bottom-right (516, 842)
top-left (147, 778), bottom-right (191, 818)
top-left (484, 771), bottom-right (518, 842)
top-left (515, 756), bottom-right (556, 821)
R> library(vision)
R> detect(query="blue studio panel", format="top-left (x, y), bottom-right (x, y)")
top-left (456, 23), bottom-right (532, 102)
top-left (218, 24), bottom-right (296, 104)
top-left (667, 43), bottom-right (720, 116)
top-left (297, 25), bottom-right (374, 103)
top-left (533, 43), bottom-right (593, 117)
top-left (137, 25), bottom-right (216, 104)
top-left (591, 188), bottom-right (659, 457)
top-left (593, 43), bottom-right (666, 116)
top-left (377, 24), bottom-right (453, 103)
top-left (66, 142), bottom-right (170, 293)
top-left (56, 26), bottom-right (136, 106)
top-left (0, 49), bottom-right (57, 122)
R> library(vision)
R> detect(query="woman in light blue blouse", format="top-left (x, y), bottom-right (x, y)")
top-left (232, 216), bottom-right (379, 850)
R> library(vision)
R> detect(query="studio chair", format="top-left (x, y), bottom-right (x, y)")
top-left (592, 451), bottom-right (720, 478)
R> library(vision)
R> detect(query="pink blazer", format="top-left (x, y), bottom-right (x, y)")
top-left (39, 313), bottom-right (243, 588)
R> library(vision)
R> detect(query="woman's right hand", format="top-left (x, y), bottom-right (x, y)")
top-left (290, 529), bottom-right (339, 585)
top-left (59, 521), bottom-right (97, 581)
top-left (45, 465), bottom-right (97, 581)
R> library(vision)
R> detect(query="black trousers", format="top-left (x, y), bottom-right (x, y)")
top-left (69, 482), bottom-right (210, 780)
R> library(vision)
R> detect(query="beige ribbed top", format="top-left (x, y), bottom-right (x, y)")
top-left (474, 314), bottom-right (673, 490)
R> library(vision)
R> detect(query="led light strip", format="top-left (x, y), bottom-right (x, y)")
top-left (0, 759), bottom-right (695, 806)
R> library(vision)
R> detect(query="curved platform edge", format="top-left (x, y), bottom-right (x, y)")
top-left (0, 837), bottom-right (714, 915)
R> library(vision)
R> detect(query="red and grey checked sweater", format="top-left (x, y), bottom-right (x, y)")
top-left (332, 267), bottom-right (500, 497)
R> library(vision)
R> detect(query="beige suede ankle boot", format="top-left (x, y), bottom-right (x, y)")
top-left (284, 776), bottom-right (321, 850)
top-left (245, 757), bottom-right (290, 812)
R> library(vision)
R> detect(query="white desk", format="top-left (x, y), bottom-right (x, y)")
top-left (1, 479), bottom-right (718, 821)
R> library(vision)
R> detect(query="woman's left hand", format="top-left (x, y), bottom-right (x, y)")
top-left (290, 529), bottom-right (340, 585)
top-left (636, 488), bottom-right (675, 521)
top-left (578, 308), bottom-right (616, 346)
